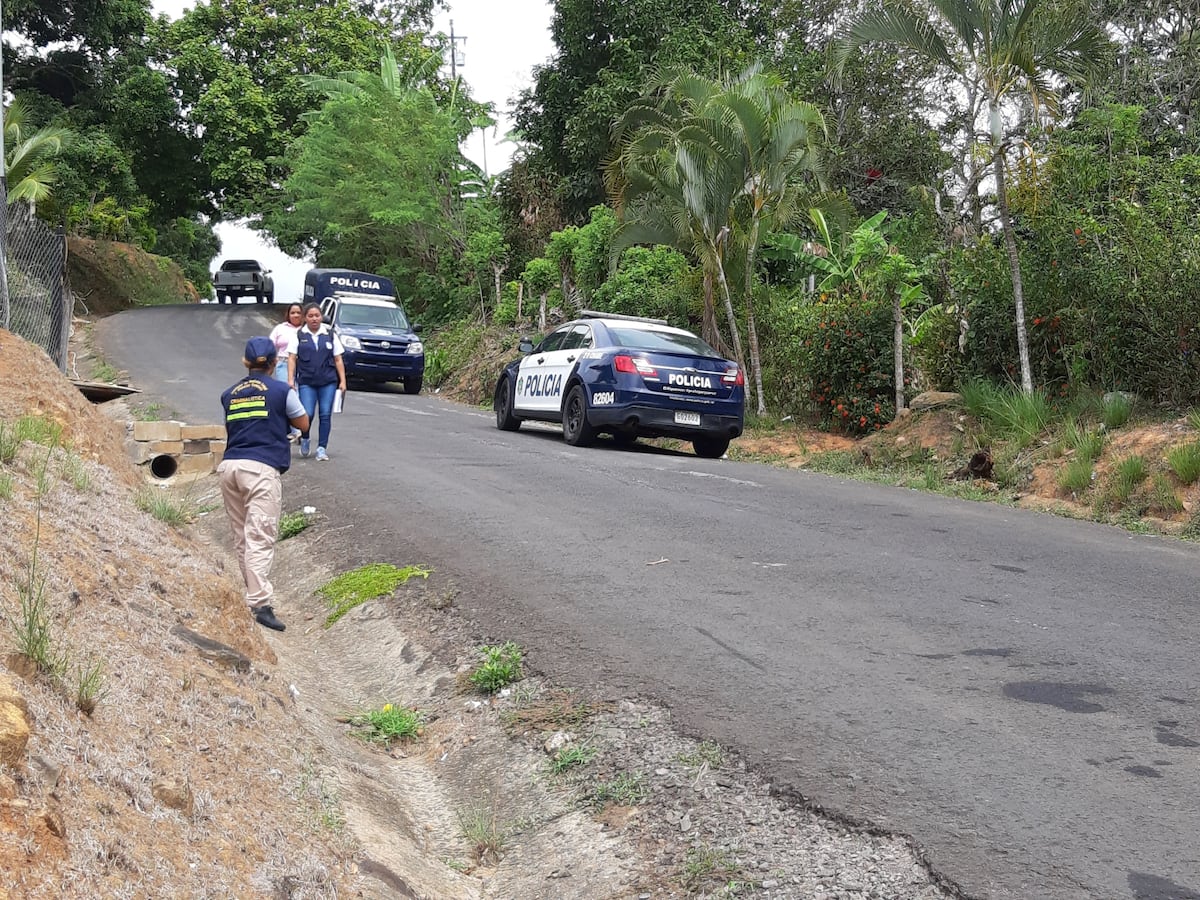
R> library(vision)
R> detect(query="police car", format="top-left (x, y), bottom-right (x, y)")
top-left (492, 311), bottom-right (745, 458)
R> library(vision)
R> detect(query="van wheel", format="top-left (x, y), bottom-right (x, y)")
top-left (494, 377), bottom-right (521, 431)
top-left (403, 376), bottom-right (423, 395)
top-left (692, 436), bottom-right (730, 459)
top-left (562, 385), bottom-right (596, 446)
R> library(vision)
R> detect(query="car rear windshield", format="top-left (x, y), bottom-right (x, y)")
top-left (337, 303), bottom-right (410, 330)
top-left (221, 260), bottom-right (260, 271)
top-left (608, 326), bottom-right (717, 357)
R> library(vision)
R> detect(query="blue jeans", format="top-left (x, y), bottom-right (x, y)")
top-left (298, 382), bottom-right (337, 449)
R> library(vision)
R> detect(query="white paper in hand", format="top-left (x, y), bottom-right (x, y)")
top-left (333, 389), bottom-right (345, 414)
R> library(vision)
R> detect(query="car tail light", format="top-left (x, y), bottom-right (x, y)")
top-left (614, 354), bottom-right (657, 377)
top-left (722, 366), bottom-right (744, 386)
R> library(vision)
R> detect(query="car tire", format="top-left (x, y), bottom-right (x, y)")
top-left (494, 377), bottom-right (521, 431)
top-left (692, 436), bottom-right (730, 459)
top-left (562, 385), bottom-right (597, 447)
top-left (611, 431), bottom-right (637, 447)
top-left (403, 376), bottom-right (423, 395)
top-left (215, 291), bottom-right (227, 304)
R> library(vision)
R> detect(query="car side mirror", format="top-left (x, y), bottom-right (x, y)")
top-left (412, 323), bottom-right (423, 334)
top-left (518, 338), bottom-right (534, 353)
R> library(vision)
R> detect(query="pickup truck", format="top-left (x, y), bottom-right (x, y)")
top-left (213, 259), bottom-right (274, 304)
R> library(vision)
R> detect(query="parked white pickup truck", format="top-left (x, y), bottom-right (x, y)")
top-left (213, 259), bottom-right (274, 304)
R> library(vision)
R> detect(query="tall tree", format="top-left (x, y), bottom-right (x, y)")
top-left (608, 65), bottom-right (827, 413)
top-left (835, 0), bottom-right (1108, 393)
top-left (515, 0), bottom-right (762, 222)
top-left (159, 0), bottom-right (432, 217)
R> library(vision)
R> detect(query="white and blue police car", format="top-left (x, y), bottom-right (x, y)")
top-left (492, 311), bottom-right (745, 458)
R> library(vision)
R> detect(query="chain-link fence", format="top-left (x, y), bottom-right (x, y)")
top-left (2, 206), bottom-right (69, 372)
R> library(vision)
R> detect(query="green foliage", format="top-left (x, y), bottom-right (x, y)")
top-left (0, 415), bottom-right (65, 463)
top-left (1058, 458), bottom-right (1094, 494)
top-left (680, 845), bottom-right (742, 893)
top-left (1101, 392), bottom-right (1134, 429)
top-left (1063, 419), bottom-right (1105, 463)
top-left (72, 657), bottom-right (107, 716)
top-left (1167, 442), bottom-right (1200, 485)
top-left (134, 486), bottom-right (217, 527)
top-left (162, 0), bottom-right (411, 216)
top-left (350, 702), bottom-right (424, 744)
top-left (1148, 474), bottom-right (1184, 515)
top-left (469, 641), bottom-right (524, 694)
top-left (59, 452), bottom-right (91, 492)
top-left (550, 743), bottom-right (597, 774)
top-left (278, 511), bottom-right (312, 541)
top-left (153, 218), bottom-right (221, 295)
top-left (319, 563), bottom-right (431, 627)
top-left (959, 380), bottom-right (1052, 448)
top-left (424, 320), bottom-right (487, 389)
top-left (586, 771), bottom-right (646, 807)
top-left (514, 0), bottom-right (760, 221)
top-left (784, 291), bottom-right (897, 433)
top-left (458, 806), bottom-right (507, 863)
top-left (592, 246), bottom-right (698, 325)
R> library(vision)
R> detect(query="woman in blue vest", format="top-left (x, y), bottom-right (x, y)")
top-left (287, 303), bottom-right (347, 461)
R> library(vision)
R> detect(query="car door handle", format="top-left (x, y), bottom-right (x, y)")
top-left (566, 355), bottom-right (576, 362)
top-left (536, 356), bottom-right (545, 364)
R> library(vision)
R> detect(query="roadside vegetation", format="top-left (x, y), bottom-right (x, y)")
top-left (318, 562), bottom-right (431, 627)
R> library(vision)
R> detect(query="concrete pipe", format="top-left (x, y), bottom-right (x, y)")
top-left (148, 454), bottom-right (179, 480)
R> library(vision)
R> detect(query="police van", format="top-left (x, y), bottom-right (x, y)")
top-left (304, 268), bottom-right (425, 394)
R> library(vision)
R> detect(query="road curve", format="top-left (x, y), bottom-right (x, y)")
top-left (97, 305), bottom-right (1200, 900)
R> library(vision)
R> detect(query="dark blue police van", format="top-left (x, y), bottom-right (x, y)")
top-left (304, 268), bottom-right (425, 394)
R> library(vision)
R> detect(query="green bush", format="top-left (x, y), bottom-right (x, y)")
top-left (786, 290), bottom-right (897, 434)
top-left (469, 641), bottom-right (524, 693)
top-left (1167, 442), bottom-right (1200, 485)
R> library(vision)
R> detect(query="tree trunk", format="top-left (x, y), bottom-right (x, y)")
top-left (517, 282), bottom-right (523, 320)
top-left (539, 292), bottom-right (547, 331)
top-left (990, 117), bottom-right (1033, 394)
top-left (715, 256), bottom-right (745, 373)
top-left (744, 219), bottom-right (765, 415)
top-left (701, 269), bottom-right (721, 351)
top-left (493, 263), bottom-right (504, 312)
top-left (893, 290), bottom-right (905, 418)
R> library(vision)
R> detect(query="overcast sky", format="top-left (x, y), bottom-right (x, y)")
top-left (150, 0), bottom-right (555, 300)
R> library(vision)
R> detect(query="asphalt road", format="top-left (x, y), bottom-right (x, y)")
top-left (96, 305), bottom-right (1200, 900)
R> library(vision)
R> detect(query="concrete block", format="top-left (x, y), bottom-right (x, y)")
top-left (210, 440), bottom-right (227, 462)
top-left (183, 439), bottom-right (210, 454)
top-left (176, 452), bottom-right (215, 475)
top-left (132, 420), bottom-right (182, 442)
top-left (149, 440), bottom-right (184, 455)
top-left (181, 424), bottom-right (226, 440)
top-left (126, 440), bottom-right (155, 465)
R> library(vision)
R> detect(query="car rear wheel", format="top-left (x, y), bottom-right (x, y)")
top-left (562, 385), bottom-right (596, 446)
top-left (692, 436), bottom-right (730, 459)
top-left (403, 376), bottom-right (423, 395)
top-left (494, 377), bottom-right (521, 431)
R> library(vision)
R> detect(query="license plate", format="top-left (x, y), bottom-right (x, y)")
top-left (674, 410), bottom-right (701, 426)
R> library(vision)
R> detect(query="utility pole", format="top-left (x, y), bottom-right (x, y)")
top-left (448, 19), bottom-right (466, 83)
top-left (0, 0), bottom-right (10, 331)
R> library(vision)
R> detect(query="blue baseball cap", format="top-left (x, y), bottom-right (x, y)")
top-left (244, 336), bottom-right (277, 365)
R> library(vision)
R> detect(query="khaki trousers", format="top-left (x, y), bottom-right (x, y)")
top-left (217, 458), bottom-right (282, 608)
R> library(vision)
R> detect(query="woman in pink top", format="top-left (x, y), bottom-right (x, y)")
top-left (268, 303), bottom-right (304, 439)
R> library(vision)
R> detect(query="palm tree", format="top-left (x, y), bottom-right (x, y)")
top-left (834, 0), bottom-right (1107, 394)
top-left (607, 65), bottom-right (828, 412)
top-left (4, 99), bottom-right (72, 207)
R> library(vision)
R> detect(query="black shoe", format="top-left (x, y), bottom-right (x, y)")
top-left (253, 605), bottom-right (286, 632)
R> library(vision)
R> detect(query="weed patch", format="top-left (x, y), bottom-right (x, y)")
top-left (135, 485), bottom-right (217, 526)
top-left (1167, 442), bottom-right (1200, 485)
top-left (1101, 393), bottom-right (1134, 429)
top-left (278, 510), bottom-right (313, 540)
top-left (587, 771), bottom-right (646, 807)
top-left (349, 703), bottom-right (424, 744)
top-left (458, 806), bottom-right (507, 864)
top-left (550, 743), bottom-right (597, 774)
top-left (469, 641), bottom-right (524, 693)
top-left (319, 563), bottom-right (430, 627)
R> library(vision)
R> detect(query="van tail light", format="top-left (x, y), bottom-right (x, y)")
top-left (722, 367), bottom-right (745, 386)
top-left (614, 355), bottom-right (657, 377)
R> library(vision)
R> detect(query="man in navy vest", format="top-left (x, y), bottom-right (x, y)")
top-left (218, 336), bottom-right (309, 631)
